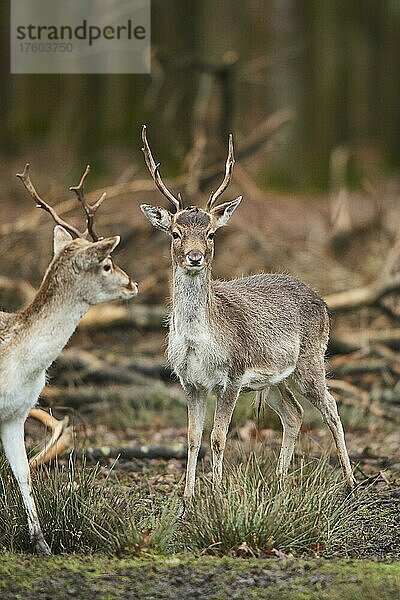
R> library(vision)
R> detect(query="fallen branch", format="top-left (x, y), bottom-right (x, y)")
top-left (79, 303), bottom-right (167, 331)
top-left (84, 443), bottom-right (206, 461)
top-left (52, 348), bottom-right (150, 386)
top-left (50, 348), bottom-right (174, 386)
top-left (331, 358), bottom-right (387, 377)
top-left (327, 379), bottom-right (369, 405)
top-left (28, 408), bottom-right (73, 468)
top-left (325, 274), bottom-right (400, 313)
top-left (331, 329), bottom-right (400, 353)
top-left (40, 382), bottom-right (185, 410)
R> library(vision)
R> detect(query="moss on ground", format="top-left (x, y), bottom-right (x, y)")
top-left (0, 554), bottom-right (399, 600)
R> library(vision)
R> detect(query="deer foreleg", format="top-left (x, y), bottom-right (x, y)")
top-left (183, 386), bottom-right (207, 503)
top-left (1, 418), bottom-right (51, 555)
top-left (211, 384), bottom-right (240, 486)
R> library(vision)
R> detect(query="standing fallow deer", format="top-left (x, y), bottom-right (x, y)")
top-left (0, 165), bottom-right (138, 554)
top-left (140, 126), bottom-right (355, 504)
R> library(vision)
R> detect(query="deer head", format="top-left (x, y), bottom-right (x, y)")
top-left (140, 126), bottom-right (242, 273)
top-left (17, 165), bottom-right (138, 304)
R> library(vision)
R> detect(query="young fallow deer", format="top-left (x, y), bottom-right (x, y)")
top-left (0, 165), bottom-right (137, 554)
top-left (140, 126), bottom-right (355, 504)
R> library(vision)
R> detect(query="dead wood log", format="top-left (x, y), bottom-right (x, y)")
top-left (6, 274), bottom-right (400, 333)
top-left (328, 379), bottom-right (369, 404)
top-left (84, 443), bottom-right (206, 461)
top-left (331, 358), bottom-right (387, 377)
top-left (76, 277), bottom-right (400, 334)
top-left (328, 381), bottom-right (400, 422)
top-left (40, 382), bottom-right (185, 411)
top-left (51, 348), bottom-right (151, 386)
top-left (78, 303), bottom-right (167, 331)
top-left (29, 428), bottom-right (73, 468)
top-left (128, 359), bottom-right (173, 381)
top-left (325, 274), bottom-right (400, 313)
top-left (330, 328), bottom-right (400, 353)
top-left (51, 348), bottom-right (173, 385)
top-left (28, 408), bottom-right (73, 468)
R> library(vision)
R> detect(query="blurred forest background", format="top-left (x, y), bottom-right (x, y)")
top-left (0, 0), bottom-right (399, 533)
top-left (1, 0), bottom-right (400, 189)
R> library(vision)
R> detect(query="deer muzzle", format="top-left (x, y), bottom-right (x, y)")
top-left (185, 250), bottom-right (205, 269)
top-left (122, 278), bottom-right (138, 298)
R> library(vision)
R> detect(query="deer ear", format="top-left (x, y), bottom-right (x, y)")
top-left (79, 236), bottom-right (120, 265)
top-left (53, 225), bottom-right (73, 256)
top-left (140, 204), bottom-right (172, 233)
top-left (211, 196), bottom-right (242, 228)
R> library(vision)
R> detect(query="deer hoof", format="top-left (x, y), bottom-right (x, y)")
top-left (33, 536), bottom-right (52, 556)
top-left (343, 478), bottom-right (357, 500)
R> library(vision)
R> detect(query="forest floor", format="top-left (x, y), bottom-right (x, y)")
top-left (3, 322), bottom-right (395, 600)
top-left (1, 171), bottom-right (400, 598)
top-left (1, 554), bottom-right (399, 600)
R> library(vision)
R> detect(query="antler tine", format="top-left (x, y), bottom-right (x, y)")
top-left (206, 134), bottom-right (235, 210)
top-left (141, 125), bottom-right (182, 212)
top-left (16, 164), bottom-right (83, 238)
top-left (69, 165), bottom-right (106, 241)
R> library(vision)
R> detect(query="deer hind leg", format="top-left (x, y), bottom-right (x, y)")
top-left (184, 386), bottom-right (207, 503)
top-left (211, 384), bottom-right (240, 486)
top-left (263, 384), bottom-right (304, 479)
top-left (1, 419), bottom-right (51, 555)
top-left (294, 362), bottom-right (355, 490)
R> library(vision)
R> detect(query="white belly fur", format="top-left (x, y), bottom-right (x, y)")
top-left (241, 366), bottom-right (295, 390)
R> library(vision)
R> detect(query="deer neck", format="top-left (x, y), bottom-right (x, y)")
top-left (18, 268), bottom-right (88, 374)
top-left (171, 265), bottom-right (214, 334)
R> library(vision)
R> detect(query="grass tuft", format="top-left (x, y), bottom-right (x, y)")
top-left (0, 449), bottom-right (379, 558)
top-left (0, 453), bottom-right (175, 555)
top-left (182, 452), bottom-right (354, 556)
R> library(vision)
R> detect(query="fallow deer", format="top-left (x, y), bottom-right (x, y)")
top-left (0, 165), bottom-right (137, 554)
top-left (140, 126), bottom-right (355, 504)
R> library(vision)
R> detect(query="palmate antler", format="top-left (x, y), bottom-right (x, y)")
top-left (141, 125), bottom-right (183, 212)
top-left (16, 164), bottom-right (106, 241)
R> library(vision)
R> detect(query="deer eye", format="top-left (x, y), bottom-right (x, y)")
top-left (103, 261), bottom-right (112, 272)
top-left (207, 231), bottom-right (215, 240)
top-left (172, 230), bottom-right (181, 240)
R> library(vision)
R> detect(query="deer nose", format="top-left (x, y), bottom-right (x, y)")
top-left (186, 250), bottom-right (204, 267)
top-left (125, 278), bottom-right (138, 295)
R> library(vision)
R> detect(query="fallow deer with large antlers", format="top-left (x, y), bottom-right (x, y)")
top-left (140, 126), bottom-right (355, 505)
top-left (0, 165), bottom-right (137, 554)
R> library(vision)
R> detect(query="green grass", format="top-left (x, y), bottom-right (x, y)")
top-left (0, 451), bottom-right (364, 558)
top-left (183, 453), bottom-right (353, 556)
top-left (0, 455), bottom-right (176, 555)
top-left (0, 554), bottom-right (398, 599)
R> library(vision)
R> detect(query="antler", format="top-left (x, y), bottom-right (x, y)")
top-left (69, 165), bottom-right (106, 241)
top-left (16, 164), bottom-right (83, 238)
top-left (142, 125), bottom-right (182, 212)
top-left (16, 164), bottom-right (106, 241)
top-left (206, 134), bottom-right (235, 210)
